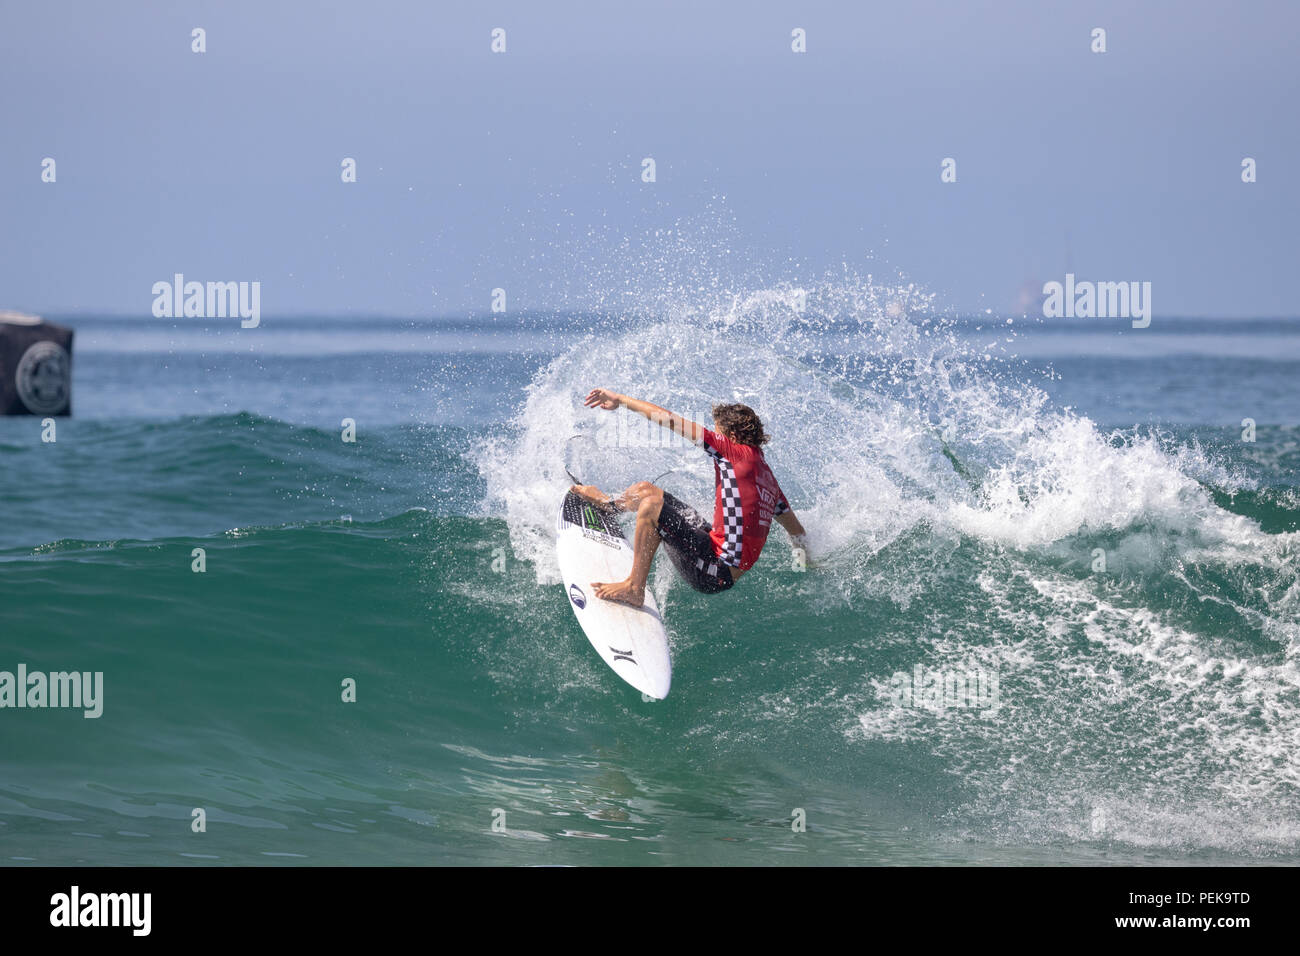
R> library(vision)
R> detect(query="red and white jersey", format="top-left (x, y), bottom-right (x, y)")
top-left (700, 427), bottom-right (790, 571)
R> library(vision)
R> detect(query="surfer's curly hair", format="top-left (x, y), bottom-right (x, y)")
top-left (711, 403), bottom-right (770, 447)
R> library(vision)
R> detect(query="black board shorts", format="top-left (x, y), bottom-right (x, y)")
top-left (656, 492), bottom-right (735, 594)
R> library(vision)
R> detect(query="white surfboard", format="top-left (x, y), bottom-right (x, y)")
top-left (556, 490), bottom-right (672, 699)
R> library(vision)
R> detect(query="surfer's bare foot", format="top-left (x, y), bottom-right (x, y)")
top-left (592, 579), bottom-right (645, 607)
top-left (570, 484), bottom-right (614, 506)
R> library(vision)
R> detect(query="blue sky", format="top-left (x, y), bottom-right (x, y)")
top-left (2, 0), bottom-right (1296, 318)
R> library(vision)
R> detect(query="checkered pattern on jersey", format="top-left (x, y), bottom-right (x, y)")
top-left (704, 443), bottom-right (744, 567)
top-left (774, 497), bottom-right (789, 516)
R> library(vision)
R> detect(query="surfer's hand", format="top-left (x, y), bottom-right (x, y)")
top-left (791, 536), bottom-right (817, 570)
top-left (584, 388), bottom-right (622, 411)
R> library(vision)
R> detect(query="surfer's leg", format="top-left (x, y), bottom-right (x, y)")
top-left (593, 482), bottom-right (662, 606)
top-left (610, 480), bottom-right (660, 512)
top-left (572, 480), bottom-right (660, 515)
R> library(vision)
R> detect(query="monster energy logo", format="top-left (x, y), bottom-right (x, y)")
top-left (584, 505), bottom-right (602, 529)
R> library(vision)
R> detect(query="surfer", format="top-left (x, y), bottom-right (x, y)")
top-left (571, 388), bottom-right (807, 607)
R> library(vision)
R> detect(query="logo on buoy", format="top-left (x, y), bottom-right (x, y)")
top-left (15, 341), bottom-right (70, 414)
top-left (569, 584), bottom-right (586, 609)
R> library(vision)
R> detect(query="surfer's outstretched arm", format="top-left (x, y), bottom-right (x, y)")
top-left (775, 509), bottom-right (809, 552)
top-left (583, 388), bottom-right (704, 444)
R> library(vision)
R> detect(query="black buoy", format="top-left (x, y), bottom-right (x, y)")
top-left (0, 311), bottom-right (73, 416)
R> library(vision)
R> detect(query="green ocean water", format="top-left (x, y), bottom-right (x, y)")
top-left (2, 298), bottom-right (1299, 865)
